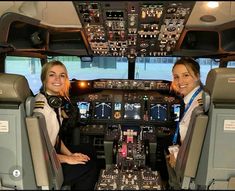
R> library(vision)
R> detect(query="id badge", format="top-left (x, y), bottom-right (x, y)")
top-left (168, 145), bottom-right (179, 159)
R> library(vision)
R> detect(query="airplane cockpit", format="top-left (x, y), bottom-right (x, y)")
top-left (1, 1), bottom-right (235, 190)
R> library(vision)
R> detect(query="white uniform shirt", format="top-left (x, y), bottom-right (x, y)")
top-left (179, 86), bottom-right (203, 143)
top-left (34, 93), bottom-right (62, 146)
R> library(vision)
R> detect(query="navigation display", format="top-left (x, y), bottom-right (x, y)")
top-left (124, 103), bottom-right (141, 120)
top-left (114, 102), bottom-right (122, 111)
top-left (150, 103), bottom-right (168, 121)
top-left (171, 103), bottom-right (181, 121)
top-left (94, 102), bottom-right (112, 119)
top-left (77, 101), bottom-right (90, 119)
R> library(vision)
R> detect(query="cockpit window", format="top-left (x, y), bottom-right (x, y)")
top-left (136, 57), bottom-right (219, 85)
top-left (227, 61), bottom-right (235, 68)
top-left (5, 56), bottom-right (219, 95)
top-left (135, 57), bottom-right (178, 80)
top-left (48, 56), bottom-right (129, 80)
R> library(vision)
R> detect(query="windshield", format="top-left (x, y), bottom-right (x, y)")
top-left (5, 56), bottom-right (219, 95)
top-left (48, 56), bottom-right (129, 80)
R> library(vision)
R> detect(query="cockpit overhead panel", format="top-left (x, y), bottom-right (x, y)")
top-left (73, 1), bottom-right (195, 57)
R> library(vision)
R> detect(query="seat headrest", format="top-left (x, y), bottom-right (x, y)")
top-left (205, 68), bottom-right (235, 103)
top-left (0, 73), bottom-right (32, 102)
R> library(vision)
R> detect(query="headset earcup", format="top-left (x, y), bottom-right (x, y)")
top-left (47, 95), bottom-right (63, 109)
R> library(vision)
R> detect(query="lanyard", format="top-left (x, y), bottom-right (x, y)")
top-left (172, 87), bottom-right (202, 144)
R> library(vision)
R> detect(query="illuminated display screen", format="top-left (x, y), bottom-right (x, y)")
top-left (124, 103), bottom-right (141, 120)
top-left (150, 103), bottom-right (168, 121)
top-left (94, 102), bottom-right (112, 119)
top-left (77, 101), bottom-right (90, 119)
top-left (171, 103), bottom-right (181, 121)
top-left (114, 102), bottom-right (122, 111)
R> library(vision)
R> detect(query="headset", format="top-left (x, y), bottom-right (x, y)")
top-left (40, 91), bottom-right (63, 109)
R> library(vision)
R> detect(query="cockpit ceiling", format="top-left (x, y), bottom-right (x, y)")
top-left (73, 1), bottom-right (195, 58)
top-left (2, 1), bottom-right (235, 58)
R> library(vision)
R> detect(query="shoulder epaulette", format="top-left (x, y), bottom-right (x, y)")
top-left (34, 101), bottom-right (45, 109)
top-left (197, 98), bottom-right (203, 106)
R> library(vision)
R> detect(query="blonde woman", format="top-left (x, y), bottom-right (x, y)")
top-left (34, 60), bottom-right (97, 190)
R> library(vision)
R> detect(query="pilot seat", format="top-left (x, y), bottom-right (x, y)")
top-left (0, 73), bottom-right (65, 190)
top-left (173, 68), bottom-right (235, 190)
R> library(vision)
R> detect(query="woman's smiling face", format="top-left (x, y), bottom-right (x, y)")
top-left (172, 64), bottom-right (199, 97)
top-left (45, 65), bottom-right (67, 95)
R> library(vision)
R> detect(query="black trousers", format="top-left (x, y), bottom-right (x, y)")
top-left (61, 143), bottom-right (98, 190)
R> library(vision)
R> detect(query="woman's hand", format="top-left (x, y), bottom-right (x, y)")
top-left (166, 153), bottom-right (176, 169)
top-left (58, 140), bottom-right (91, 164)
top-left (72, 152), bottom-right (90, 161)
top-left (57, 153), bottom-right (90, 165)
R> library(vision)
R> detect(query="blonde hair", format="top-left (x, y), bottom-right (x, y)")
top-left (40, 60), bottom-right (70, 99)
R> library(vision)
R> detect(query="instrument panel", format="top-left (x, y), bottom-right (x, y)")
top-left (69, 79), bottom-right (182, 126)
top-left (93, 79), bottom-right (170, 90)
